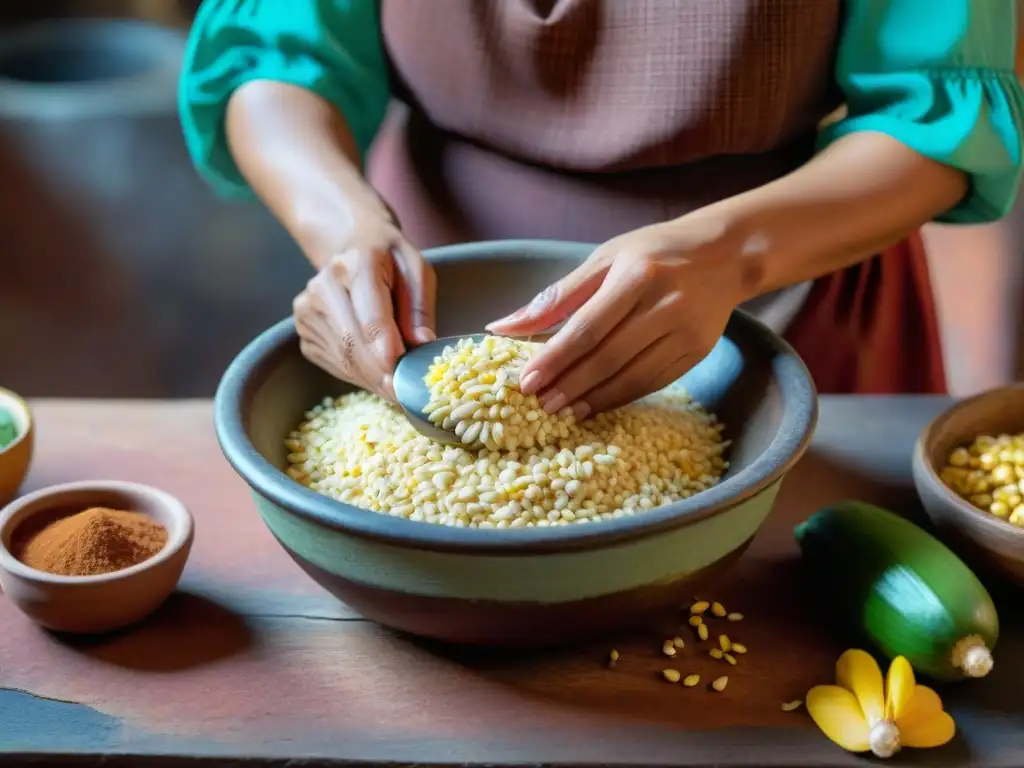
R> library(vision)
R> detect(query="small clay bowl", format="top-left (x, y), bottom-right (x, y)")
top-left (0, 480), bottom-right (194, 634)
top-left (913, 385), bottom-right (1024, 587)
top-left (0, 386), bottom-right (34, 507)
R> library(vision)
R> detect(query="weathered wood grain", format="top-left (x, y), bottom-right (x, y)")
top-left (0, 398), bottom-right (1021, 767)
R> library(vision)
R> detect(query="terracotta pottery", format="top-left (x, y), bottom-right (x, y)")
top-left (914, 385), bottom-right (1024, 586)
top-left (0, 386), bottom-right (33, 507)
top-left (214, 240), bottom-right (819, 646)
top-left (0, 480), bottom-right (194, 634)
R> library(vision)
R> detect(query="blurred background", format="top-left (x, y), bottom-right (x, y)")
top-left (1, 1), bottom-right (1022, 399)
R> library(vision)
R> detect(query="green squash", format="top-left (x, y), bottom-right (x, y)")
top-left (795, 500), bottom-right (999, 681)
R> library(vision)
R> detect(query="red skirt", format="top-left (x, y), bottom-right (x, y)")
top-left (783, 231), bottom-right (947, 394)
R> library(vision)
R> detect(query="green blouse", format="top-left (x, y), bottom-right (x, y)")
top-left (180, 0), bottom-right (1024, 224)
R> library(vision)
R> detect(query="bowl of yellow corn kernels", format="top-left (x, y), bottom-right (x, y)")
top-left (914, 384), bottom-right (1024, 587)
top-left (214, 240), bottom-right (818, 646)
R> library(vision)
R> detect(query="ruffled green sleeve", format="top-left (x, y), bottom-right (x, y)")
top-left (820, 0), bottom-right (1024, 223)
top-left (179, 0), bottom-right (390, 199)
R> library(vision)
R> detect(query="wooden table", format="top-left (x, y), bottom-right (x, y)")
top-left (1, 397), bottom-right (1021, 767)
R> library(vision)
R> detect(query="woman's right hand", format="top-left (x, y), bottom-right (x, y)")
top-left (292, 207), bottom-right (436, 401)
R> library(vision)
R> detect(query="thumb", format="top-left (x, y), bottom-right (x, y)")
top-left (486, 257), bottom-right (608, 335)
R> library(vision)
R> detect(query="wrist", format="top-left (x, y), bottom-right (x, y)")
top-left (663, 205), bottom-right (770, 305)
top-left (289, 184), bottom-right (393, 270)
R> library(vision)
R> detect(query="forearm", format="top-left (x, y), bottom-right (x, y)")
top-left (225, 80), bottom-right (387, 270)
top-left (703, 131), bottom-right (968, 299)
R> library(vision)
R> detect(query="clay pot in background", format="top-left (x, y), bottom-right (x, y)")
top-left (0, 19), bottom-right (310, 398)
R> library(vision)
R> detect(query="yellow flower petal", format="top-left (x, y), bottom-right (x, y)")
top-left (885, 656), bottom-right (916, 722)
top-left (896, 685), bottom-right (944, 732)
top-left (900, 711), bottom-right (956, 749)
top-left (835, 649), bottom-right (885, 727)
top-left (806, 685), bottom-right (871, 752)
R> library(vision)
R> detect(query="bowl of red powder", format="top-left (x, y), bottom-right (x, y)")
top-left (0, 479), bottom-right (193, 634)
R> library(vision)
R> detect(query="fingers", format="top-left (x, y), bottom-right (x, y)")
top-left (536, 299), bottom-right (675, 415)
top-left (393, 239), bottom-right (437, 344)
top-left (576, 333), bottom-right (695, 416)
top-left (306, 268), bottom-right (393, 396)
top-left (485, 248), bottom-right (612, 336)
top-left (517, 259), bottom-right (648, 396)
top-left (346, 248), bottom-right (406, 370)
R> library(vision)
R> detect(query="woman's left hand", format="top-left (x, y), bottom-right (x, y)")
top-left (486, 217), bottom-right (754, 419)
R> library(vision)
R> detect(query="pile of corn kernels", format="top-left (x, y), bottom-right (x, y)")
top-left (285, 335), bottom-right (728, 529)
top-left (940, 432), bottom-right (1024, 527)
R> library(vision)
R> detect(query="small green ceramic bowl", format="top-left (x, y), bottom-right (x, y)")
top-left (214, 241), bottom-right (818, 646)
top-left (0, 386), bottom-right (34, 508)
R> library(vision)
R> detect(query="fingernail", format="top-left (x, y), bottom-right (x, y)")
top-left (542, 390), bottom-right (567, 414)
top-left (572, 401), bottom-right (591, 421)
top-left (520, 370), bottom-right (543, 395)
top-left (486, 310), bottom-right (525, 331)
top-left (414, 327), bottom-right (436, 343)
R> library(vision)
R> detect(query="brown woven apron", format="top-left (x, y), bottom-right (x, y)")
top-left (368, 0), bottom-right (947, 394)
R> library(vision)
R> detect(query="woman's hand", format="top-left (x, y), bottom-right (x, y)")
top-left (293, 205), bottom-right (436, 400)
top-left (486, 217), bottom-right (752, 418)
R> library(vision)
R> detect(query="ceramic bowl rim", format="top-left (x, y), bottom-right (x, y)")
top-left (913, 384), bottom-right (1024, 545)
top-left (0, 479), bottom-right (194, 584)
top-left (0, 386), bottom-right (33, 457)
top-left (214, 240), bottom-right (818, 554)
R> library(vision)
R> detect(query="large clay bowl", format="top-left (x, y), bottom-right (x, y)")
top-left (214, 240), bottom-right (817, 646)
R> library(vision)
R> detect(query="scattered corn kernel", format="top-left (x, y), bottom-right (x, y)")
top-left (781, 700), bottom-right (803, 712)
top-left (683, 674), bottom-right (701, 687)
top-left (719, 634), bottom-right (732, 652)
top-left (662, 640), bottom-right (677, 657)
top-left (724, 653), bottom-right (738, 666)
top-left (672, 636), bottom-right (685, 649)
top-left (711, 602), bottom-right (727, 617)
top-left (697, 623), bottom-right (709, 641)
top-left (709, 648), bottom-right (724, 659)
top-left (608, 649), bottom-right (619, 666)
top-left (663, 669), bottom-right (681, 683)
top-left (727, 612), bottom-right (744, 622)
top-left (690, 600), bottom-right (710, 615)
top-left (688, 616), bottom-right (704, 627)
top-left (711, 676), bottom-right (729, 692)
top-left (731, 643), bottom-right (747, 654)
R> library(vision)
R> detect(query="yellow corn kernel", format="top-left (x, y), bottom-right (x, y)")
top-left (711, 601), bottom-right (727, 617)
top-left (727, 612), bottom-right (744, 622)
top-left (697, 623), bottom-right (709, 641)
top-left (724, 653), bottom-right (737, 665)
top-left (709, 648), bottom-right (724, 660)
top-left (662, 640), bottom-right (677, 657)
top-left (663, 669), bottom-right (681, 683)
top-left (781, 700), bottom-right (803, 712)
top-left (711, 676), bottom-right (729, 692)
top-left (719, 634), bottom-right (732, 652)
top-left (690, 600), bottom-right (710, 615)
top-left (688, 616), bottom-right (703, 627)
top-left (683, 674), bottom-right (701, 687)
top-left (731, 643), bottom-right (747, 654)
